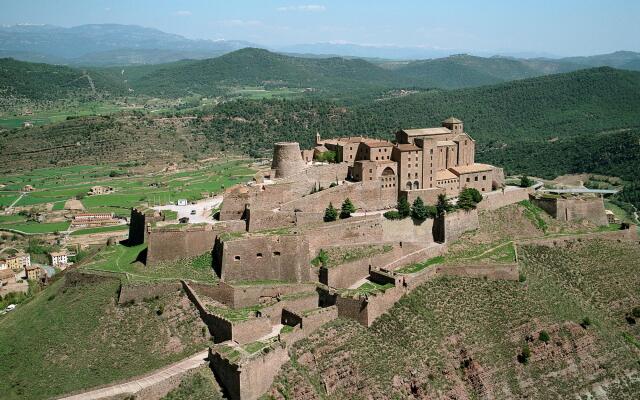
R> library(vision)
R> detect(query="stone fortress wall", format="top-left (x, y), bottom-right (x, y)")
top-left (531, 194), bottom-right (608, 226)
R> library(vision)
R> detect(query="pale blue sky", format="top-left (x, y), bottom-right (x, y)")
top-left (1, 0), bottom-right (638, 55)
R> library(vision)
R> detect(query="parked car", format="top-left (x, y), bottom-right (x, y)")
top-left (5, 304), bottom-right (16, 312)
top-left (190, 210), bottom-right (196, 215)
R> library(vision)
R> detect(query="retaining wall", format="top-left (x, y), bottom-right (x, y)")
top-left (477, 187), bottom-right (530, 211)
top-left (118, 282), bottom-right (182, 304)
top-left (436, 263), bottom-right (519, 280)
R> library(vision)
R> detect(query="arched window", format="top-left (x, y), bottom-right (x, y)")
top-left (406, 181), bottom-right (413, 190)
top-left (414, 180), bottom-right (420, 189)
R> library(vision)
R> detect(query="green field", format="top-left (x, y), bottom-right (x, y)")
top-left (70, 224), bottom-right (129, 236)
top-left (0, 159), bottom-right (255, 215)
top-left (1, 221), bottom-right (70, 234)
top-left (0, 102), bottom-right (123, 129)
top-left (81, 244), bottom-right (217, 283)
top-left (0, 276), bottom-right (209, 400)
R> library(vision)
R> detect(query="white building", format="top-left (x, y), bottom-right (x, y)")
top-left (49, 251), bottom-right (68, 267)
top-left (177, 199), bottom-right (188, 206)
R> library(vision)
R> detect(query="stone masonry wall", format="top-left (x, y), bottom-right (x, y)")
top-left (118, 282), bottom-right (182, 304)
top-left (279, 181), bottom-right (396, 213)
top-left (219, 235), bottom-right (312, 282)
top-left (476, 187), bottom-right (531, 211)
top-left (147, 227), bottom-right (217, 265)
top-left (436, 263), bottom-right (519, 280)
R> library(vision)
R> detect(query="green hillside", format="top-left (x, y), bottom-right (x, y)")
top-left (392, 54), bottom-right (578, 88)
top-left (0, 58), bottom-right (124, 103)
top-left (118, 48), bottom-right (406, 96)
top-left (270, 237), bottom-right (640, 398)
top-left (0, 274), bottom-right (209, 400)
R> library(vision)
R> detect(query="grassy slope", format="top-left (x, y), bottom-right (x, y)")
top-left (269, 236), bottom-right (640, 399)
top-left (0, 276), bottom-right (209, 400)
top-left (161, 366), bottom-right (224, 400)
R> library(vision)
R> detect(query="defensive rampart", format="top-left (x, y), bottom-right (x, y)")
top-left (433, 209), bottom-right (480, 243)
top-left (279, 181), bottom-right (397, 213)
top-left (531, 195), bottom-right (608, 226)
top-left (477, 187), bottom-right (531, 211)
top-left (215, 234), bottom-right (312, 282)
top-left (146, 220), bottom-right (245, 265)
top-left (246, 209), bottom-right (324, 232)
top-left (118, 281), bottom-right (182, 304)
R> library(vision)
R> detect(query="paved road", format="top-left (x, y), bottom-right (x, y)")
top-left (58, 350), bottom-right (209, 400)
top-left (153, 196), bottom-right (223, 224)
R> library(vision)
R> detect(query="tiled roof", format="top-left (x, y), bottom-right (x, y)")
top-left (449, 163), bottom-right (494, 175)
top-left (436, 140), bottom-right (456, 147)
top-left (442, 117), bottom-right (462, 124)
top-left (395, 144), bottom-right (420, 152)
top-left (365, 140), bottom-right (393, 148)
top-left (402, 127), bottom-right (451, 136)
top-left (436, 170), bottom-right (458, 181)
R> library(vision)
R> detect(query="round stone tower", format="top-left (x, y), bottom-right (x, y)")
top-left (271, 142), bottom-right (306, 178)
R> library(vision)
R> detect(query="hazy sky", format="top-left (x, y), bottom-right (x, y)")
top-left (1, 0), bottom-right (638, 56)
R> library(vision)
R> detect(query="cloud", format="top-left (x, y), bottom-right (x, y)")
top-left (175, 10), bottom-right (192, 16)
top-left (277, 4), bottom-right (326, 12)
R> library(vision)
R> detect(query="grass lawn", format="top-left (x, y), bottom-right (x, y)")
top-left (0, 276), bottom-right (209, 400)
top-left (70, 224), bottom-right (129, 236)
top-left (162, 366), bottom-right (223, 400)
top-left (2, 221), bottom-right (70, 234)
top-left (396, 255), bottom-right (444, 274)
top-left (82, 245), bottom-right (217, 283)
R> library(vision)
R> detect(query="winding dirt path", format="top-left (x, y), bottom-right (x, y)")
top-left (57, 350), bottom-right (209, 400)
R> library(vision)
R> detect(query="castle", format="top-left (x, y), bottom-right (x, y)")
top-left (287, 117), bottom-right (502, 202)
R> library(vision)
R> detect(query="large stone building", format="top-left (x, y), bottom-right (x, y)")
top-left (311, 117), bottom-right (503, 202)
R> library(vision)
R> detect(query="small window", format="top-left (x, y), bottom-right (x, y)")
top-left (466, 178), bottom-right (470, 182)
top-left (273, 251), bottom-right (281, 256)
top-left (234, 255), bottom-right (241, 261)
top-left (482, 175), bottom-right (486, 180)
top-left (369, 168), bottom-right (373, 173)
top-left (474, 176), bottom-right (478, 181)
top-left (256, 253), bottom-right (263, 258)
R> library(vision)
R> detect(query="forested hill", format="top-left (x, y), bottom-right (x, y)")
top-left (0, 58), bottom-right (124, 103)
top-left (188, 67), bottom-right (640, 205)
top-left (112, 48), bottom-right (407, 96)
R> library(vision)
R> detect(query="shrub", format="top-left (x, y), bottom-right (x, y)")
top-left (520, 175), bottom-right (534, 187)
top-left (324, 202), bottom-right (338, 222)
top-left (632, 307), bottom-right (640, 318)
top-left (383, 210), bottom-right (402, 220)
top-left (539, 330), bottom-right (550, 343)
top-left (340, 198), bottom-right (356, 219)
top-left (580, 316), bottom-right (592, 328)
top-left (519, 272), bottom-right (527, 283)
top-left (311, 249), bottom-right (329, 267)
top-left (517, 344), bottom-right (531, 364)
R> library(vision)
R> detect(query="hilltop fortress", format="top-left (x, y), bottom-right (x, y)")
top-left (123, 118), bottom-right (633, 400)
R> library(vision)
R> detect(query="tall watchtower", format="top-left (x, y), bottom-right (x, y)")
top-left (442, 117), bottom-right (463, 135)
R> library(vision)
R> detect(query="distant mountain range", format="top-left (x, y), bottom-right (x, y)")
top-left (5, 47), bottom-right (640, 102)
top-left (1, 23), bottom-right (640, 70)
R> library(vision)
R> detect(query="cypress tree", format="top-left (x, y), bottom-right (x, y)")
top-left (397, 196), bottom-right (411, 218)
top-left (324, 202), bottom-right (338, 222)
top-left (411, 197), bottom-right (429, 220)
top-left (340, 198), bottom-right (356, 219)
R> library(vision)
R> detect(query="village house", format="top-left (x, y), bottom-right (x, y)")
top-left (49, 251), bottom-right (68, 268)
top-left (6, 253), bottom-right (31, 272)
top-left (0, 258), bottom-right (7, 270)
top-left (605, 210), bottom-right (620, 224)
top-left (72, 212), bottom-right (118, 227)
top-left (88, 186), bottom-right (114, 196)
top-left (22, 184), bottom-right (35, 192)
top-left (24, 265), bottom-right (42, 282)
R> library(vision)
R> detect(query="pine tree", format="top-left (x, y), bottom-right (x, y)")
top-left (436, 194), bottom-right (453, 215)
top-left (411, 197), bottom-right (429, 220)
top-left (520, 175), bottom-right (533, 188)
top-left (340, 198), bottom-right (356, 219)
top-left (457, 189), bottom-right (476, 210)
top-left (397, 196), bottom-right (411, 218)
top-left (324, 202), bottom-right (338, 222)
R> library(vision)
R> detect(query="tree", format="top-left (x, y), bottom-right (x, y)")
top-left (436, 194), bottom-right (453, 215)
top-left (324, 202), bottom-right (338, 222)
top-left (520, 175), bottom-right (534, 187)
top-left (397, 196), bottom-right (411, 218)
top-left (340, 198), bottom-right (356, 219)
top-left (411, 197), bottom-right (432, 220)
top-left (457, 189), bottom-right (476, 210)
